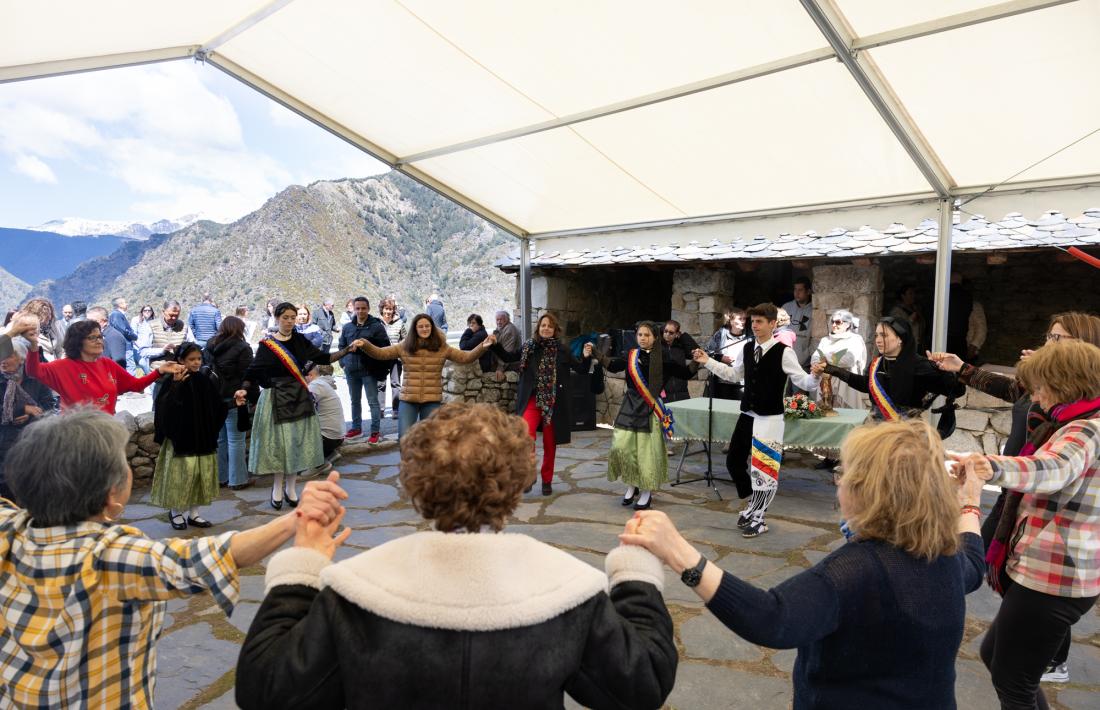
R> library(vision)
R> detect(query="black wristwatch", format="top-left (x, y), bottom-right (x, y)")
top-left (680, 555), bottom-right (707, 587)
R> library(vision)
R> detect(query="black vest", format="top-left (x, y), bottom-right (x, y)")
top-left (742, 341), bottom-right (787, 416)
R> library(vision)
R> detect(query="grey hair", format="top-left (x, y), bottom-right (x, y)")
top-left (495, 310), bottom-right (511, 322)
top-left (7, 337), bottom-right (28, 361)
top-left (6, 407), bottom-right (130, 526)
top-left (163, 300), bottom-right (181, 311)
top-left (111, 297), bottom-right (125, 309)
top-left (86, 306), bottom-right (108, 322)
top-left (832, 309), bottom-right (859, 333)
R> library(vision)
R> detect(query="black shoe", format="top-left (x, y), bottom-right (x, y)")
top-left (815, 458), bottom-right (838, 470)
top-left (621, 494), bottom-right (636, 506)
top-left (742, 520), bottom-right (769, 538)
top-left (187, 516), bottom-right (213, 528)
top-left (736, 513), bottom-right (752, 530)
top-left (169, 512), bottom-right (187, 530)
top-left (541, 482), bottom-right (553, 496)
top-left (270, 493), bottom-right (283, 511)
top-left (633, 498), bottom-right (652, 511)
top-left (218, 480), bottom-right (229, 488)
top-left (285, 491), bottom-right (299, 508)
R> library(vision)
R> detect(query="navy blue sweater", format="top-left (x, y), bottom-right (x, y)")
top-left (706, 532), bottom-right (985, 709)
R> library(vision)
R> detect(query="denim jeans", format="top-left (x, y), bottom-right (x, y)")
top-left (347, 372), bottom-right (381, 434)
top-left (217, 407), bottom-right (249, 486)
top-left (398, 401), bottom-right (441, 439)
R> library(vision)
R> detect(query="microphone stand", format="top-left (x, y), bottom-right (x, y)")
top-left (672, 333), bottom-right (747, 500)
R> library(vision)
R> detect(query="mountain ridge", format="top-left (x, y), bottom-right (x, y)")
top-left (31, 172), bottom-right (516, 321)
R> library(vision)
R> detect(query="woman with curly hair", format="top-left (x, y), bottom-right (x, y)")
top-left (237, 402), bottom-right (677, 709)
top-left (491, 312), bottom-right (592, 495)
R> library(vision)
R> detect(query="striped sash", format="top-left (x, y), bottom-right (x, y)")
top-left (626, 349), bottom-right (675, 439)
top-left (868, 356), bottom-right (901, 421)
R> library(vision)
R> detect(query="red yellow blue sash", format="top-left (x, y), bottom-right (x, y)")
top-left (868, 356), bottom-right (901, 421)
top-left (626, 349), bottom-right (675, 439)
top-left (262, 337), bottom-right (310, 391)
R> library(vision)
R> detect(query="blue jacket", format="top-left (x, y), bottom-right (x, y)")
top-left (188, 303), bottom-right (223, 343)
top-left (339, 316), bottom-right (392, 378)
top-left (108, 309), bottom-right (137, 343)
top-left (426, 300), bottom-right (448, 333)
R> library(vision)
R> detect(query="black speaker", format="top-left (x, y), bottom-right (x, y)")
top-left (570, 371), bottom-right (597, 431)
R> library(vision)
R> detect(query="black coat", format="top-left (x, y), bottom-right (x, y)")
top-left (459, 327), bottom-right (492, 372)
top-left (662, 333), bottom-right (700, 402)
top-left (0, 374), bottom-right (54, 473)
top-left (203, 338), bottom-right (254, 400)
top-left (153, 370), bottom-right (227, 456)
top-left (492, 340), bottom-right (588, 445)
top-left (236, 533), bottom-right (677, 710)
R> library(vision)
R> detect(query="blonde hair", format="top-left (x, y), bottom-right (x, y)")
top-left (1017, 340), bottom-right (1100, 405)
top-left (840, 419), bottom-right (958, 560)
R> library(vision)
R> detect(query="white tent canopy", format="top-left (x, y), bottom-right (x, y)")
top-left (3, 0), bottom-right (1099, 343)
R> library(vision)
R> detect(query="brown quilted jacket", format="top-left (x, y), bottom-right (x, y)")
top-left (360, 341), bottom-right (485, 403)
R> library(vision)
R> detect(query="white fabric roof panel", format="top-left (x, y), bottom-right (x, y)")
top-left (3, 0), bottom-right (1099, 238)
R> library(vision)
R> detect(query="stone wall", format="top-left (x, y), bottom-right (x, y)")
top-left (442, 360), bottom-right (520, 411)
top-left (670, 269), bottom-right (735, 343)
top-left (116, 410), bottom-right (160, 485)
top-left (810, 263), bottom-right (884, 353)
top-left (942, 384), bottom-right (1015, 455)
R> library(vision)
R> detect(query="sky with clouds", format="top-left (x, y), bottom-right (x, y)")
top-left (0, 61), bottom-right (389, 227)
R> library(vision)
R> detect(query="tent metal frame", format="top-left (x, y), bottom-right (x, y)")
top-left (1, 0), bottom-right (1093, 346)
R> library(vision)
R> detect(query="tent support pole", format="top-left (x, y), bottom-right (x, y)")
top-left (931, 197), bottom-right (954, 353)
top-left (519, 238), bottom-right (533, 341)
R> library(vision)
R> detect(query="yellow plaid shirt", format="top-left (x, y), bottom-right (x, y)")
top-left (0, 499), bottom-right (238, 709)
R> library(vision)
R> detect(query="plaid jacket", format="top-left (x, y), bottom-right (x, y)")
top-left (0, 500), bottom-right (238, 709)
top-left (988, 418), bottom-right (1100, 597)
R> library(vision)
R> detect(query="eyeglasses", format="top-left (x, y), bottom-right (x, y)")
top-left (831, 320), bottom-right (845, 325)
top-left (86, 335), bottom-right (104, 342)
top-left (1046, 333), bottom-right (1075, 342)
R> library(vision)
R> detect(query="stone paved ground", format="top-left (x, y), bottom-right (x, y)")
top-left (123, 429), bottom-right (1100, 709)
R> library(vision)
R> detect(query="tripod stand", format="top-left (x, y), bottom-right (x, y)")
top-left (671, 368), bottom-right (724, 499)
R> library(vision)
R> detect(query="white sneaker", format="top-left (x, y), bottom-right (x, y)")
top-left (1040, 663), bottom-right (1069, 683)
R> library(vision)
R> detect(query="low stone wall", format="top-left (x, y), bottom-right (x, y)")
top-left (116, 410), bottom-right (160, 485)
top-left (943, 385), bottom-right (1014, 455)
top-left (441, 361), bottom-right (520, 410)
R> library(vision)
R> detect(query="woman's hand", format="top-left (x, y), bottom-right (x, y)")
top-left (9, 313), bottom-right (39, 338)
top-left (691, 348), bottom-right (709, 365)
top-left (618, 510), bottom-right (700, 574)
top-left (582, 342), bottom-right (594, 358)
top-left (810, 360), bottom-right (827, 376)
top-left (297, 471), bottom-right (350, 527)
top-left (1019, 348), bottom-right (1036, 361)
top-left (23, 404), bottom-right (43, 419)
top-left (233, 389), bottom-right (247, 406)
top-left (483, 333), bottom-right (497, 347)
top-left (949, 452), bottom-right (995, 485)
top-left (927, 351), bottom-right (964, 372)
top-left (156, 361), bottom-right (185, 379)
top-left (294, 506), bottom-right (352, 560)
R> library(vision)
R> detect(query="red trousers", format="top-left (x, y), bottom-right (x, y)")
top-left (522, 397), bottom-right (556, 483)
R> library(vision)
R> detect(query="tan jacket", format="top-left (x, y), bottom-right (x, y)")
top-left (361, 341), bottom-right (485, 403)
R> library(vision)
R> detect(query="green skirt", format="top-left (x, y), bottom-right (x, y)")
top-left (149, 440), bottom-right (219, 510)
top-left (607, 413), bottom-right (668, 490)
top-left (248, 388), bottom-right (324, 475)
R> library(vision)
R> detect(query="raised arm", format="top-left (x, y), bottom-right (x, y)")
top-left (445, 342), bottom-right (491, 365)
top-left (356, 339), bottom-right (401, 360)
top-left (823, 362), bottom-right (869, 393)
top-left (986, 420), bottom-right (1099, 495)
top-left (781, 349), bottom-right (818, 391)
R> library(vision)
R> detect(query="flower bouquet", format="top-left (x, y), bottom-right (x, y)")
top-left (784, 393), bottom-right (822, 419)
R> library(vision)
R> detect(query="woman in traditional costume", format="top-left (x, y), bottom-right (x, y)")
top-left (235, 302), bottom-right (358, 509)
top-left (810, 309), bottom-right (867, 410)
top-left (149, 342), bottom-right (227, 530)
top-left (595, 321), bottom-right (693, 510)
top-left (813, 315), bottom-right (963, 436)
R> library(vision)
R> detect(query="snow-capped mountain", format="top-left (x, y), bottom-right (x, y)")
top-left (23, 214), bottom-right (206, 240)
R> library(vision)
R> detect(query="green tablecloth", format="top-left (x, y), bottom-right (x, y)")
top-left (666, 398), bottom-right (868, 452)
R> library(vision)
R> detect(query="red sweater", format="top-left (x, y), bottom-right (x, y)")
top-left (25, 351), bottom-right (159, 414)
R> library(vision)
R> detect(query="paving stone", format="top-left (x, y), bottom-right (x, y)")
top-left (712, 551), bottom-right (790, 581)
top-left (966, 585), bottom-right (1003, 623)
top-left (348, 506), bottom-right (422, 527)
top-left (227, 484), bottom-right (275, 503)
top-left (1066, 639), bottom-right (1100, 685)
top-left (120, 504), bottom-right (165, 521)
top-left (767, 493), bottom-right (840, 524)
top-left (154, 622), bottom-right (240, 710)
top-left (332, 462), bottom-right (373, 475)
top-left (373, 465), bottom-right (402, 480)
top-left (665, 662), bottom-right (791, 709)
top-left (203, 688), bottom-right (241, 709)
top-left (1057, 688), bottom-right (1100, 709)
top-left (509, 501), bottom-right (542, 522)
top-left (680, 612), bottom-right (764, 662)
top-left (227, 601), bottom-right (260, 634)
top-left (679, 517), bottom-right (825, 556)
top-left (553, 446), bottom-right (600, 461)
top-left (544, 491), bottom-right (647, 526)
top-left (566, 461), bottom-right (610, 479)
top-left (355, 450), bottom-right (403, 466)
top-left (340, 479), bottom-right (401, 509)
top-left (746, 565), bottom-right (806, 590)
top-left (238, 574), bottom-right (267, 602)
top-left (345, 525), bottom-right (418, 549)
top-left (509, 522), bottom-right (627, 554)
top-left (772, 648), bottom-right (797, 673)
top-left (954, 659), bottom-right (1001, 710)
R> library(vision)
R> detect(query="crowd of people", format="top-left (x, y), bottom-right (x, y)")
top-left (0, 279), bottom-right (1098, 709)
